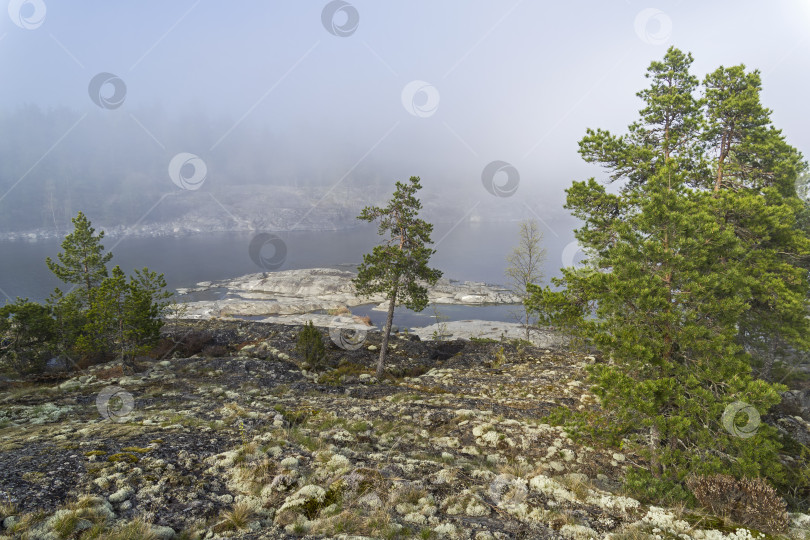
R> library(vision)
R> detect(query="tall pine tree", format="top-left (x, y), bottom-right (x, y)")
top-left (45, 213), bottom-right (171, 368)
top-left (527, 48), bottom-right (808, 486)
top-left (354, 176), bottom-right (442, 377)
top-left (46, 211), bottom-right (112, 307)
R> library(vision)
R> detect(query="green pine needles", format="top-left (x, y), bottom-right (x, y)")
top-left (1, 211), bottom-right (171, 374)
top-left (296, 321), bottom-right (326, 371)
top-left (527, 48), bottom-right (810, 490)
top-left (353, 176), bottom-right (442, 377)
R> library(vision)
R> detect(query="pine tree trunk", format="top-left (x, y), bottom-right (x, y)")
top-left (650, 423), bottom-right (662, 478)
top-left (377, 290), bottom-right (397, 378)
top-left (524, 310), bottom-right (530, 342)
top-left (761, 353), bottom-right (774, 382)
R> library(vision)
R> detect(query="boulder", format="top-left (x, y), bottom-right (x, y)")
top-left (430, 341), bottom-right (465, 361)
top-left (778, 389), bottom-right (810, 422)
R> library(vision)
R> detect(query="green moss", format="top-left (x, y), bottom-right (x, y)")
top-left (21, 471), bottom-right (46, 483)
top-left (318, 362), bottom-right (372, 386)
top-left (107, 452), bottom-right (139, 464)
top-left (121, 446), bottom-right (151, 454)
top-left (84, 450), bottom-right (107, 457)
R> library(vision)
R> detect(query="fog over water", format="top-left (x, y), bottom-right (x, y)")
top-left (0, 222), bottom-right (571, 304)
top-left (1, 1), bottom-right (809, 303)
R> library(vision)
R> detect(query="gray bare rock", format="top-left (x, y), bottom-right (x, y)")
top-left (178, 267), bottom-right (521, 320)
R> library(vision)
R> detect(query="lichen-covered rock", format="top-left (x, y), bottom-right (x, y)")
top-left (443, 489), bottom-right (489, 517)
top-left (0, 319), bottom-right (805, 540)
top-left (560, 523), bottom-right (599, 539)
top-left (108, 486), bottom-right (134, 504)
top-left (150, 525), bottom-right (176, 539)
top-left (433, 522), bottom-right (460, 539)
top-left (529, 474), bottom-right (579, 503)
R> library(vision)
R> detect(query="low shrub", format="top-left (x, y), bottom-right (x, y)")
top-left (296, 321), bottom-right (326, 370)
top-left (685, 473), bottom-right (789, 533)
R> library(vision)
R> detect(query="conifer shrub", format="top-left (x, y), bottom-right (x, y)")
top-left (622, 467), bottom-right (693, 506)
top-left (0, 298), bottom-right (56, 375)
top-left (296, 321), bottom-right (326, 370)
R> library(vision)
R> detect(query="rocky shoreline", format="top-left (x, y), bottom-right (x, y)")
top-left (176, 268), bottom-right (546, 343)
top-left (0, 319), bottom-right (808, 539)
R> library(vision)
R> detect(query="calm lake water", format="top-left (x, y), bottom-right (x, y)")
top-left (0, 222), bottom-right (573, 324)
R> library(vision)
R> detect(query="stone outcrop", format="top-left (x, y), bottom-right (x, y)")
top-left (178, 267), bottom-right (521, 320)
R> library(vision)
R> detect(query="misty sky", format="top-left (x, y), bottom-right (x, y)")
top-left (2, 1), bottom-right (810, 241)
